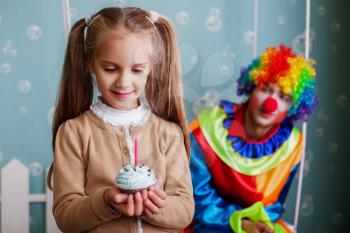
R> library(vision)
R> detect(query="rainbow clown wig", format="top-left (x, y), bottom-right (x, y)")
top-left (237, 44), bottom-right (317, 123)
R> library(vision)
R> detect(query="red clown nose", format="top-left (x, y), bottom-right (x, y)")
top-left (262, 97), bottom-right (278, 113)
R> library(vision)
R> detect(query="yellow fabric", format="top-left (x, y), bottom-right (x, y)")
top-left (256, 134), bottom-right (303, 204)
top-left (189, 119), bottom-right (199, 132)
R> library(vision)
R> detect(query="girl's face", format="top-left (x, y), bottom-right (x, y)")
top-left (92, 32), bottom-right (152, 110)
top-left (246, 83), bottom-right (293, 128)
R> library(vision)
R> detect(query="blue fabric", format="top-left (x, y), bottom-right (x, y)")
top-left (265, 202), bottom-right (284, 223)
top-left (190, 133), bottom-right (241, 232)
top-left (219, 100), bottom-right (294, 159)
top-left (278, 164), bottom-right (299, 204)
top-left (220, 100), bottom-right (235, 130)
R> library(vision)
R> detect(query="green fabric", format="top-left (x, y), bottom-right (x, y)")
top-left (275, 223), bottom-right (288, 233)
top-left (198, 107), bottom-right (301, 176)
top-left (229, 202), bottom-right (289, 233)
top-left (229, 202), bottom-right (274, 233)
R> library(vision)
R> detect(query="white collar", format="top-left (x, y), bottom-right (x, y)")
top-left (90, 97), bottom-right (151, 127)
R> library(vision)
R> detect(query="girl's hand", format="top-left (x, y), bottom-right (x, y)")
top-left (143, 185), bottom-right (167, 218)
top-left (242, 219), bottom-right (274, 233)
top-left (104, 187), bottom-right (143, 217)
top-left (133, 191), bottom-right (143, 216)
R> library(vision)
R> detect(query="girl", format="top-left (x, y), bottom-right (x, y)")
top-left (47, 7), bottom-right (194, 233)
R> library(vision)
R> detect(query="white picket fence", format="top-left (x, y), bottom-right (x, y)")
top-left (0, 159), bottom-right (61, 233)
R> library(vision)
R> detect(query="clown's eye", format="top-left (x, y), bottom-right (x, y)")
top-left (261, 84), bottom-right (270, 92)
top-left (263, 85), bottom-right (274, 94)
top-left (280, 93), bottom-right (292, 103)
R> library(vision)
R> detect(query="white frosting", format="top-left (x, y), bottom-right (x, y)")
top-left (116, 164), bottom-right (156, 191)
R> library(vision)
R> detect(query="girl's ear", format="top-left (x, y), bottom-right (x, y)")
top-left (89, 63), bottom-right (95, 74)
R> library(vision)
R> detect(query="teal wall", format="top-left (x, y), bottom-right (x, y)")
top-left (0, 0), bottom-right (348, 232)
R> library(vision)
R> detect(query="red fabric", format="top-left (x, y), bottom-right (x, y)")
top-left (193, 127), bottom-right (262, 207)
top-left (181, 222), bottom-right (197, 233)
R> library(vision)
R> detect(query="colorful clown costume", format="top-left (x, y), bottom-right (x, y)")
top-left (184, 100), bottom-right (302, 233)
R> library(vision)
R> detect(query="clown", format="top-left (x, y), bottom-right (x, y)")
top-left (185, 45), bottom-right (317, 233)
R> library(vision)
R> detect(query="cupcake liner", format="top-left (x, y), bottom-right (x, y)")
top-left (116, 179), bottom-right (157, 193)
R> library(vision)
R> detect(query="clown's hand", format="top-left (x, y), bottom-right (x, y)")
top-left (242, 219), bottom-right (274, 233)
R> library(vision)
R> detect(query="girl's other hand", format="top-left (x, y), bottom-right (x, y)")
top-left (143, 184), bottom-right (167, 218)
top-left (104, 187), bottom-right (143, 217)
top-left (133, 191), bottom-right (143, 216)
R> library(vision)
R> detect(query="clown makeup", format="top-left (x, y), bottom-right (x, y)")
top-left (245, 83), bottom-right (292, 139)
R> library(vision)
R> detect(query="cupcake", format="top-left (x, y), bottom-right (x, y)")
top-left (115, 163), bottom-right (157, 193)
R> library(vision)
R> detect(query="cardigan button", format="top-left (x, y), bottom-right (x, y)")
top-left (129, 126), bottom-right (136, 133)
top-left (123, 147), bottom-right (129, 155)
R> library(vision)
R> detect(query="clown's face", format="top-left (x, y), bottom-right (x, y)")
top-left (246, 83), bottom-right (293, 128)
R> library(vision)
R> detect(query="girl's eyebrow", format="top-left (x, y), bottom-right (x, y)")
top-left (99, 60), bottom-right (148, 67)
top-left (133, 63), bottom-right (148, 66)
top-left (99, 60), bottom-right (119, 66)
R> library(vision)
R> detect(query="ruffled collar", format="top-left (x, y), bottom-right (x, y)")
top-left (90, 97), bottom-right (151, 127)
top-left (220, 100), bottom-right (294, 159)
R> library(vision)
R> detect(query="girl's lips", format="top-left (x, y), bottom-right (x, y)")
top-left (111, 90), bottom-right (134, 99)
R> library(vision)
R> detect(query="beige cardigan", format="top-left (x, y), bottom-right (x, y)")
top-left (52, 110), bottom-right (194, 233)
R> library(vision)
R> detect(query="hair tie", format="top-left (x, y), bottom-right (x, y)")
top-left (149, 11), bottom-right (159, 23)
top-left (83, 14), bottom-right (100, 52)
top-left (85, 14), bottom-right (93, 26)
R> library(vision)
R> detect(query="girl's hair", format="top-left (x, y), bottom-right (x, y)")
top-left (237, 44), bottom-right (318, 123)
top-left (47, 7), bottom-right (189, 189)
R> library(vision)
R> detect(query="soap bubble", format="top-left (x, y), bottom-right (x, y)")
top-left (331, 21), bottom-right (341, 33)
top-left (277, 15), bottom-right (287, 25)
top-left (328, 142), bottom-right (339, 154)
top-left (0, 62), bottom-right (12, 74)
top-left (206, 16), bottom-right (222, 32)
top-left (29, 162), bottom-right (43, 176)
top-left (19, 106), bottom-right (28, 115)
top-left (317, 5), bottom-right (326, 16)
top-left (27, 25), bottom-right (42, 40)
top-left (314, 127), bottom-right (324, 137)
top-left (176, 11), bottom-right (190, 25)
top-left (18, 80), bottom-right (31, 93)
top-left (333, 212), bottom-right (344, 226)
top-left (3, 40), bottom-right (18, 57)
top-left (336, 94), bottom-right (348, 108)
top-left (243, 30), bottom-right (255, 45)
top-left (193, 89), bottom-right (219, 115)
top-left (300, 194), bottom-right (314, 217)
top-left (206, 8), bottom-right (222, 32)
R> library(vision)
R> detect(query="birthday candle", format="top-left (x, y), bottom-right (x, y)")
top-left (134, 138), bottom-right (138, 165)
